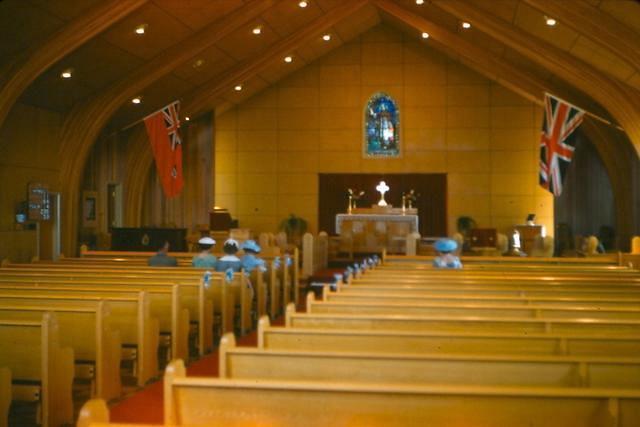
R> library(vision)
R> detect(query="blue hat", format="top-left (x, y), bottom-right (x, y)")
top-left (434, 238), bottom-right (457, 252)
top-left (242, 239), bottom-right (261, 253)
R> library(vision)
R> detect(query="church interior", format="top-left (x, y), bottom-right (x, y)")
top-left (0, 0), bottom-right (640, 426)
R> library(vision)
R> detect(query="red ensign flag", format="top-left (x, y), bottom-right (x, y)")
top-left (144, 101), bottom-right (184, 198)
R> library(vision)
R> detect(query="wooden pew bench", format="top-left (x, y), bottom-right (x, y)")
top-left (285, 304), bottom-right (640, 335)
top-left (257, 317), bottom-right (640, 357)
top-left (350, 274), bottom-right (640, 287)
top-left (338, 283), bottom-right (640, 299)
top-left (325, 287), bottom-right (640, 309)
top-left (0, 299), bottom-right (121, 400)
top-left (0, 367), bottom-right (10, 427)
top-left (0, 267), bottom-right (252, 349)
top-left (157, 359), bottom-right (640, 426)
top-left (306, 293), bottom-right (640, 320)
top-left (0, 279), bottom-right (190, 363)
top-left (219, 333), bottom-right (640, 389)
top-left (0, 313), bottom-right (74, 427)
top-left (0, 288), bottom-right (158, 386)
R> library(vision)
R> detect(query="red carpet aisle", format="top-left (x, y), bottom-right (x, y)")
top-left (109, 318), bottom-right (282, 424)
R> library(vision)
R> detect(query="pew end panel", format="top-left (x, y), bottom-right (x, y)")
top-left (0, 312), bottom-right (74, 427)
top-left (257, 316), bottom-right (271, 349)
top-left (77, 399), bottom-right (109, 427)
top-left (285, 303), bottom-right (296, 327)
top-left (0, 367), bottom-right (10, 427)
top-left (218, 333), bottom-right (237, 378)
top-left (163, 359), bottom-right (187, 425)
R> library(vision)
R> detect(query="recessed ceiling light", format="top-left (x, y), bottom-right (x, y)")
top-left (461, 21), bottom-right (471, 29)
top-left (298, 1), bottom-right (308, 8)
top-left (284, 56), bottom-right (293, 63)
top-left (252, 26), bottom-right (262, 35)
top-left (185, 116), bottom-right (190, 121)
top-left (132, 97), bottom-right (142, 104)
top-left (234, 85), bottom-right (242, 91)
top-left (416, 0), bottom-right (424, 4)
top-left (134, 24), bottom-right (147, 35)
top-left (545, 17), bottom-right (557, 26)
top-left (322, 34), bottom-right (331, 41)
top-left (421, 32), bottom-right (430, 39)
top-left (60, 69), bottom-right (73, 79)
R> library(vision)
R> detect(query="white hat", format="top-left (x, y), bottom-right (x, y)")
top-left (224, 238), bottom-right (239, 249)
top-left (198, 237), bottom-right (216, 245)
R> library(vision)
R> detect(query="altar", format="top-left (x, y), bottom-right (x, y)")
top-left (335, 207), bottom-right (419, 254)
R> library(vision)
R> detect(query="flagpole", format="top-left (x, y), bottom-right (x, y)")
top-left (119, 99), bottom-right (183, 132)
top-left (544, 92), bottom-right (624, 131)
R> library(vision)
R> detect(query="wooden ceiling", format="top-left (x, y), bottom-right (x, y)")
top-left (1, 0), bottom-right (639, 133)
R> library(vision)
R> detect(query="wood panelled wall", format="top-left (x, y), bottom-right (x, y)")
top-left (318, 173), bottom-right (447, 236)
top-left (82, 113), bottom-right (213, 247)
top-left (554, 131), bottom-right (616, 248)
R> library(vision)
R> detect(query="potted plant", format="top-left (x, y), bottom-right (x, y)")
top-left (279, 214), bottom-right (308, 247)
top-left (456, 216), bottom-right (477, 251)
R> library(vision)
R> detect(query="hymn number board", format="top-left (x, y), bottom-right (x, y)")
top-left (27, 182), bottom-right (50, 221)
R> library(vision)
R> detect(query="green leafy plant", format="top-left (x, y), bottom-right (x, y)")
top-left (456, 216), bottom-right (477, 235)
top-left (279, 214), bottom-right (308, 246)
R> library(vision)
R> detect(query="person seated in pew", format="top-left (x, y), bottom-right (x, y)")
top-left (192, 237), bottom-right (217, 268)
top-left (215, 239), bottom-right (242, 272)
top-left (432, 238), bottom-right (462, 269)
top-left (241, 240), bottom-right (267, 273)
top-left (148, 241), bottom-right (178, 267)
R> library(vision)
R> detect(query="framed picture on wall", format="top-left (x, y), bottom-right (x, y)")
top-left (363, 92), bottom-right (401, 158)
top-left (82, 191), bottom-right (98, 228)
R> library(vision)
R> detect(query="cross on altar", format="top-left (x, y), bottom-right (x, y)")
top-left (376, 180), bottom-right (390, 206)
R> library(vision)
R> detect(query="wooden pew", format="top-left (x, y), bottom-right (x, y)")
top-left (0, 367), bottom-right (10, 427)
top-left (351, 273), bottom-right (640, 286)
top-left (0, 299), bottom-right (121, 400)
top-left (325, 287), bottom-right (640, 309)
top-left (218, 333), bottom-right (640, 389)
top-left (257, 316), bottom-right (640, 357)
top-left (338, 282), bottom-right (640, 299)
top-left (383, 253), bottom-right (621, 266)
top-left (0, 280), bottom-right (190, 363)
top-left (0, 288), bottom-right (158, 386)
top-left (0, 312), bottom-right (74, 427)
top-left (158, 359), bottom-right (640, 427)
top-left (285, 304), bottom-right (640, 335)
top-left (306, 293), bottom-right (640, 320)
top-left (0, 267), bottom-right (249, 349)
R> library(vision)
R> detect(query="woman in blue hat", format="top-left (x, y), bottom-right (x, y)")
top-left (241, 240), bottom-right (266, 273)
top-left (433, 238), bottom-right (462, 269)
top-left (192, 237), bottom-right (217, 268)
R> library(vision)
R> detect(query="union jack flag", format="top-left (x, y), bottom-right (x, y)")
top-left (163, 101), bottom-right (182, 151)
top-left (539, 93), bottom-right (584, 196)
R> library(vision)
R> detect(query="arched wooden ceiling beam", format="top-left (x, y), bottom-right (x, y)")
top-left (57, 0), bottom-right (281, 255)
top-left (433, 0), bottom-right (640, 158)
top-left (0, 0), bottom-right (148, 131)
top-left (184, 0), bottom-right (370, 116)
top-left (375, 0), bottom-right (604, 117)
top-left (377, 0), bottom-right (636, 243)
top-left (522, 0), bottom-right (640, 74)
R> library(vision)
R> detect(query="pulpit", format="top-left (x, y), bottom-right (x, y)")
top-left (335, 206), bottom-right (418, 254)
top-left (515, 225), bottom-right (543, 255)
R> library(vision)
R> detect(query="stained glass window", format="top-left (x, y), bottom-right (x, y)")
top-left (364, 92), bottom-right (400, 158)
